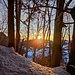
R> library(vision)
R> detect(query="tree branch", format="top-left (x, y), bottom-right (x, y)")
top-left (64, 22), bottom-right (74, 24)
top-left (64, 0), bottom-right (72, 10)
top-left (3, 0), bottom-right (28, 26)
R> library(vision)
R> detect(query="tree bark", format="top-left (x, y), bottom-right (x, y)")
top-left (15, 0), bottom-right (21, 52)
top-left (8, 0), bottom-right (14, 47)
top-left (25, 6), bottom-right (30, 58)
top-left (68, 7), bottom-right (75, 66)
top-left (51, 0), bottom-right (65, 67)
top-left (42, 9), bottom-right (46, 59)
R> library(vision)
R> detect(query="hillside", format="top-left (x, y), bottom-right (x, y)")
top-left (0, 46), bottom-right (70, 75)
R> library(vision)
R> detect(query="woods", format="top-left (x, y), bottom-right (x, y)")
top-left (0, 0), bottom-right (75, 74)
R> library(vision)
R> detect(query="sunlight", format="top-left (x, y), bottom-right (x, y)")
top-left (38, 36), bottom-right (42, 39)
top-left (50, 35), bottom-right (53, 41)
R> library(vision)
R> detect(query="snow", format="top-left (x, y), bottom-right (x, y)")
top-left (0, 46), bottom-right (70, 75)
top-left (62, 44), bottom-right (68, 49)
top-left (22, 43), bottom-right (69, 64)
top-left (36, 49), bottom-right (42, 56)
top-left (44, 48), bottom-right (49, 56)
top-left (62, 44), bottom-right (69, 63)
top-left (28, 51), bottom-right (33, 56)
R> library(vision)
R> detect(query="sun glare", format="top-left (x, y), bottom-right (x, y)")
top-left (38, 36), bottom-right (42, 39)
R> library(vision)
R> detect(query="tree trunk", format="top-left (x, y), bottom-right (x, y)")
top-left (33, 47), bottom-right (36, 62)
top-left (15, 0), bottom-right (21, 52)
top-left (48, 0), bottom-right (55, 66)
top-left (19, 39), bottom-right (24, 55)
top-left (42, 9), bottom-right (46, 59)
top-left (69, 21), bottom-right (75, 65)
top-left (69, 7), bottom-right (75, 65)
top-left (25, 6), bottom-right (30, 58)
top-left (51, 0), bottom-right (65, 67)
top-left (48, 8), bottom-right (51, 66)
top-left (8, 0), bottom-right (14, 47)
top-left (67, 8), bottom-right (75, 74)
top-left (33, 17), bottom-right (39, 62)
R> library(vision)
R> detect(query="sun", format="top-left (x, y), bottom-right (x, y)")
top-left (38, 36), bottom-right (42, 39)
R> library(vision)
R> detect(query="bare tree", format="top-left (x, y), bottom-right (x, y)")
top-left (51, 0), bottom-right (72, 67)
top-left (51, 0), bottom-right (65, 67)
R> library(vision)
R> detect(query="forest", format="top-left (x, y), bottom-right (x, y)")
top-left (0, 0), bottom-right (75, 75)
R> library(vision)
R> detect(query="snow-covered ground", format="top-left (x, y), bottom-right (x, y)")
top-left (0, 46), bottom-right (70, 75)
top-left (62, 44), bottom-right (69, 63)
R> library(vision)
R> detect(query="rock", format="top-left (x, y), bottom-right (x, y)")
top-left (0, 32), bottom-right (8, 46)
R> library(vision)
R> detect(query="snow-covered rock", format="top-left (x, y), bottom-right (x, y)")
top-left (0, 32), bottom-right (8, 46)
top-left (0, 46), bottom-right (70, 75)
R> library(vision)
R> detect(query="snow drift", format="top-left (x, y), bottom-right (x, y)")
top-left (0, 46), bottom-right (70, 75)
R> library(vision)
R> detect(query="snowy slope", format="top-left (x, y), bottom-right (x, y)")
top-left (0, 46), bottom-right (70, 75)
